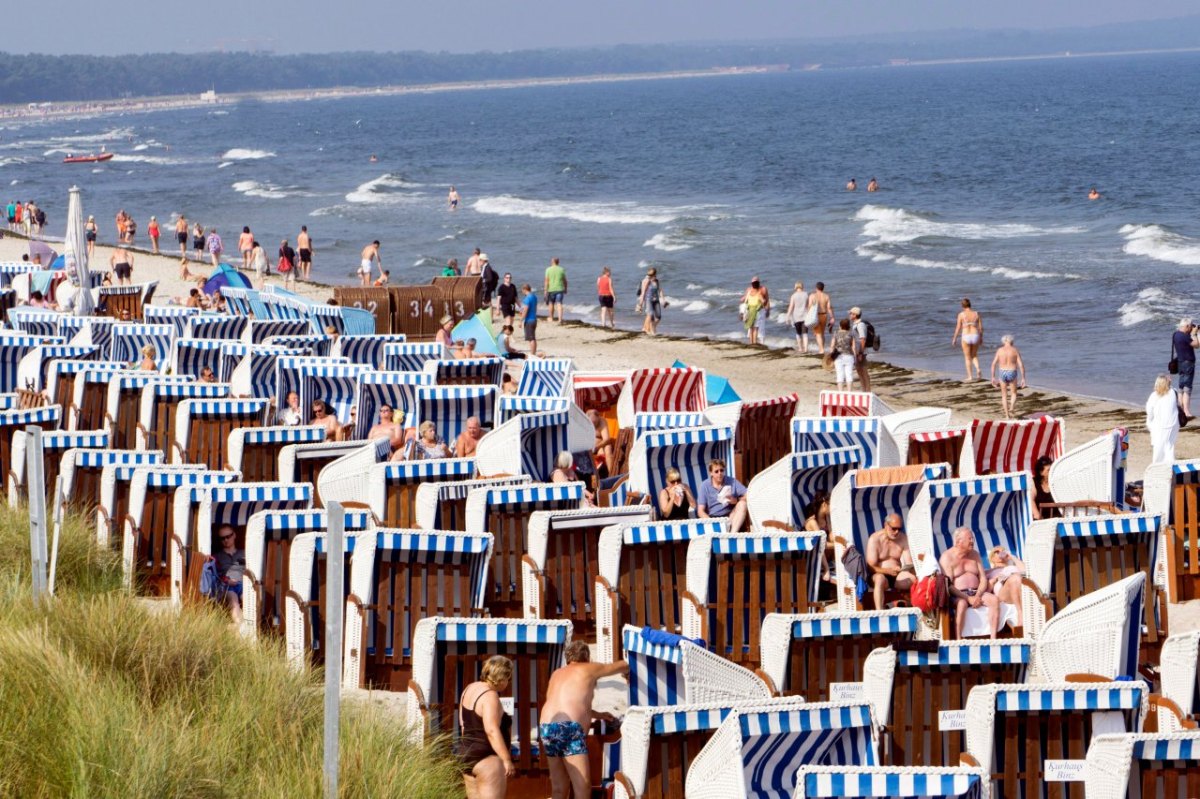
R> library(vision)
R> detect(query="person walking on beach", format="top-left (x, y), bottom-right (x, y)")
top-left (297, 225), bottom-right (313, 281)
top-left (481, 254), bottom-right (499, 314)
top-left (849, 306), bottom-right (871, 392)
top-left (207, 228), bottom-right (223, 268)
top-left (831, 319), bottom-right (857, 391)
top-left (989, 334), bottom-right (1026, 420)
top-left (250, 240), bottom-right (269, 289)
top-left (539, 640), bottom-right (627, 799)
top-left (85, 215), bottom-right (98, 258)
top-left (465, 247), bottom-right (483, 276)
top-left (448, 185), bottom-right (460, 211)
top-left (109, 245), bottom-right (134, 286)
top-left (807, 282), bottom-right (833, 354)
top-left (175, 215), bottom-right (188, 260)
top-left (192, 222), bottom-right (206, 261)
top-left (741, 277), bottom-right (768, 345)
top-left (636, 268), bottom-right (662, 336)
top-left (597, 266), bottom-right (616, 329)
top-left (148, 216), bottom-right (160, 254)
top-left (496, 272), bottom-right (518, 328)
top-left (278, 239), bottom-right (296, 290)
top-left (785, 281), bottom-right (810, 354)
top-left (1172, 318), bottom-right (1199, 419)
top-left (544, 257), bottom-right (567, 324)
top-left (1146, 374), bottom-right (1181, 464)
top-left (952, 298), bottom-right (984, 381)
top-left (238, 226), bottom-right (254, 270)
top-left (359, 240), bottom-right (382, 286)
top-left (522, 283), bottom-right (539, 356)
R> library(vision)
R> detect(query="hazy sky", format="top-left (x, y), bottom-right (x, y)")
top-left (5, 1), bottom-right (1198, 55)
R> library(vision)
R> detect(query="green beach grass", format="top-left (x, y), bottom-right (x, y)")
top-left (0, 504), bottom-right (465, 798)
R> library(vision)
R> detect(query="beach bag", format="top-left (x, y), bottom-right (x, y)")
top-left (278, 256), bottom-right (293, 274)
top-left (910, 572), bottom-right (948, 614)
top-left (803, 301), bottom-right (819, 328)
top-left (862, 320), bottom-right (880, 351)
top-left (1169, 340), bottom-right (1179, 375)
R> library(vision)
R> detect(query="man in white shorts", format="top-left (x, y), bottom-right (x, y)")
top-left (359, 240), bottom-right (381, 286)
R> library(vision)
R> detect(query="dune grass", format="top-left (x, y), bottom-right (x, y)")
top-left (0, 503), bottom-right (465, 799)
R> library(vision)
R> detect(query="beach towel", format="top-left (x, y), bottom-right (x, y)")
top-left (853, 464), bottom-right (928, 487)
top-left (840, 545), bottom-right (869, 600)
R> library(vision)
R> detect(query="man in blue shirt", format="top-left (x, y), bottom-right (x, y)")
top-left (1173, 318), bottom-right (1199, 420)
top-left (522, 283), bottom-right (539, 356)
top-left (696, 458), bottom-right (748, 532)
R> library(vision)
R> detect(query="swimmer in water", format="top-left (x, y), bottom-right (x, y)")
top-left (867, 177), bottom-right (879, 192)
top-left (846, 178), bottom-right (857, 191)
top-left (369, 154), bottom-right (378, 162)
top-left (1088, 187), bottom-right (1101, 200)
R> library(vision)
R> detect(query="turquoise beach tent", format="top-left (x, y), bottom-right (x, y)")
top-left (671, 359), bottom-right (741, 405)
top-left (451, 310), bottom-right (501, 357)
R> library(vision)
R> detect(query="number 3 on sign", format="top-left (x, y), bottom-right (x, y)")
top-left (410, 300), bottom-right (420, 319)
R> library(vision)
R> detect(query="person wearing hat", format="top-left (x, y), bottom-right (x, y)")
top-left (85, 214), bottom-right (98, 258)
top-left (436, 314), bottom-right (454, 349)
top-left (148, 215), bottom-right (161, 254)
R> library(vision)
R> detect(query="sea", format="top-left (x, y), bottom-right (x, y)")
top-left (2, 51), bottom-right (1199, 404)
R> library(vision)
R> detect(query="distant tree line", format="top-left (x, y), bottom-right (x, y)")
top-left (2, 17), bottom-right (1197, 104)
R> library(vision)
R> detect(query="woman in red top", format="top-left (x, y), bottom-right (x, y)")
top-left (148, 216), bottom-right (160, 254)
top-left (596, 266), bottom-right (616, 329)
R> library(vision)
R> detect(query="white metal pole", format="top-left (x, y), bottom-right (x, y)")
top-left (323, 501), bottom-right (345, 799)
top-left (26, 425), bottom-right (47, 604)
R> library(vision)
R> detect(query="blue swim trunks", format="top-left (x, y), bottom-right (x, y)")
top-left (546, 291), bottom-right (564, 305)
top-left (999, 369), bottom-right (1018, 384)
top-left (1179, 361), bottom-right (1195, 392)
top-left (539, 720), bottom-right (587, 757)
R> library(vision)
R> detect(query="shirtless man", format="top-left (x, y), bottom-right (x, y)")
top-left (539, 640), bottom-right (628, 799)
top-left (367, 404), bottom-right (406, 452)
top-left (939, 527), bottom-right (1001, 639)
top-left (1088, 187), bottom-right (1102, 200)
top-left (109, 245), bottom-right (134, 285)
top-left (846, 178), bottom-right (857, 191)
top-left (465, 247), bottom-right (483, 276)
top-left (454, 416), bottom-right (484, 457)
top-left (989, 334), bottom-right (1027, 420)
top-left (865, 513), bottom-right (915, 610)
top-left (297, 225), bottom-right (313, 281)
top-left (311, 400), bottom-right (343, 438)
top-left (175, 215), bottom-right (189, 260)
top-left (867, 177), bottom-right (879, 192)
top-left (358, 240), bottom-right (382, 286)
top-left (806, 282), bottom-right (834, 355)
top-left (448, 185), bottom-right (460, 211)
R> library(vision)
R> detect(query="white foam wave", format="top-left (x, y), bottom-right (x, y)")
top-left (644, 233), bottom-right (692, 252)
top-left (701, 288), bottom-right (741, 298)
top-left (855, 244), bottom-right (895, 262)
top-left (680, 300), bottom-right (712, 313)
top-left (565, 303), bottom-right (599, 316)
top-left (891, 255), bottom-right (1080, 281)
top-left (856, 204), bottom-right (1085, 244)
top-left (637, 260), bottom-right (653, 269)
top-left (412, 257), bottom-right (438, 268)
top-left (438, 234), bottom-right (455, 241)
top-left (1119, 287), bottom-right (1191, 328)
top-left (111, 153), bottom-right (188, 165)
top-left (1120, 223), bottom-right (1200, 266)
top-left (9, 179), bottom-right (18, 185)
top-left (221, 148), bottom-right (275, 160)
top-left (0, 157), bottom-right (28, 168)
top-left (132, 144), bottom-right (149, 151)
top-left (232, 180), bottom-right (312, 200)
top-left (217, 162), bottom-right (233, 169)
top-left (473, 195), bottom-right (686, 225)
top-left (346, 173), bottom-right (426, 205)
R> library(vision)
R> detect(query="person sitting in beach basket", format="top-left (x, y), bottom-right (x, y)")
top-left (865, 513), bottom-right (916, 611)
top-left (658, 467), bottom-right (696, 521)
top-left (697, 458), bottom-right (748, 531)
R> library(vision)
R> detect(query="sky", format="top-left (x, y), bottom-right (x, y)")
top-left (3, 0), bottom-right (1198, 55)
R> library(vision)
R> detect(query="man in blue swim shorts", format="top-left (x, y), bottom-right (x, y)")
top-left (539, 639), bottom-right (628, 798)
top-left (990, 334), bottom-right (1027, 420)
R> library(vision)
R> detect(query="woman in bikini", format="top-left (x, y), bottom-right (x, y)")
top-left (453, 655), bottom-right (515, 799)
top-left (986, 546), bottom-right (1026, 625)
top-left (952, 298), bottom-right (984, 381)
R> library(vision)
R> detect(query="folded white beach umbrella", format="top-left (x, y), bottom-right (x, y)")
top-left (63, 186), bottom-right (94, 316)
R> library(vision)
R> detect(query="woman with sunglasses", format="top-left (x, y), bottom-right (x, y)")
top-left (657, 468), bottom-right (696, 521)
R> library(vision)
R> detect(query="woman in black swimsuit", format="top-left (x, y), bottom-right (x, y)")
top-left (454, 655), bottom-right (514, 799)
top-left (657, 467), bottom-right (696, 521)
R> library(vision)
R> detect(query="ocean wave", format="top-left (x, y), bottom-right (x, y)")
top-left (221, 148), bottom-right (276, 160)
top-left (855, 244), bottom-right (895, 262)
top-left (856, 204), bottom-right (1085, 244)
top-left (1119, 286), bottom-right (1191, 328)
top-left (680, 300), bottom-right (712, 313)
top-left (473, 194), bottom-right (693, 225)
top-left (412, 256), bottom-right (439, 268)
top-left (565, 303), bottom-right (599, 316)
top-left (700, 287), bottom-right (741, 298)
top-left (891, 254), bottom-right (1081, 281)
top-left (111, 153), bottom-right (189, 165)
top-left (643, 232), bottom-right (692, 252)
top-left (346, 173), bottom-right (426, 205)
top-left (217, 161), bottom-right (234, 169)
top-left (0, 156), bottom-right (28, 168)
top-left (231, 180), bottom-right (312, 199)
top-left (1120, 223), bottom-right (1200, 266)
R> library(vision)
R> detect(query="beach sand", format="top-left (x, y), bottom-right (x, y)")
top-left (5, 232), bottom-right (1197, 675)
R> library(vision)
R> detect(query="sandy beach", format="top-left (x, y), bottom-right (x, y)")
top-left (2, 231), bottom-right (1196, 481)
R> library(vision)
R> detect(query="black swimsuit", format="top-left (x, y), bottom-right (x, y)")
top-left (454, 687), bottom-right (512, 772)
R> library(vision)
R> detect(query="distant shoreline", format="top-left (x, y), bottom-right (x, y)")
top-left (4, 44), bottom-right (1200, 123)
top-left (0, 66), bottom-right (778, 124)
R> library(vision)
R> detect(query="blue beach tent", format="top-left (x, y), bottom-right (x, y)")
top-left (672, 359), bottom-right (741, 405)
top-left (204, 263), bottom-right (252, 294)
top-left (451, 310), bottom-right (501, 357)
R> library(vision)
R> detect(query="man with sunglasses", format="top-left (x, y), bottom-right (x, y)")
top-left (311, 400), bottom-right (343, 439)
top-left (215, 524), bottom-right (246, 626)
top-left (696, 458), bottom-right (748, 532)
top-left (865, 513), bottom-right (915, 611)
